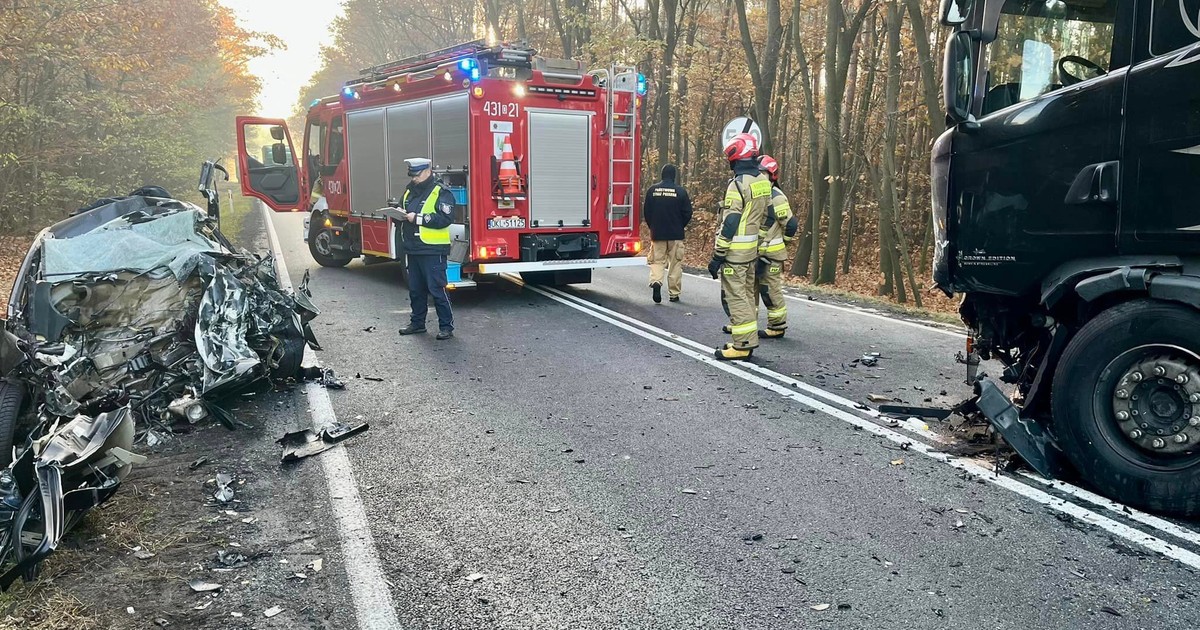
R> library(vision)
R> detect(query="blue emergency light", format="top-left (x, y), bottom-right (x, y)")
top-left (637, 73), bottom-right (647, 95)
top-left (459, 58), bottom-right (481, 82)
top-left (342, 86), bottom-right (353, 97)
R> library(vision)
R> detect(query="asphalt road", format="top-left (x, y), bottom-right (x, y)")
top-left (270, 212), bottom-right (1200, 630)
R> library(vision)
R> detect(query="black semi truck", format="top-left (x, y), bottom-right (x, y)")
top-left (933, 0), bottom-right (1200, 515)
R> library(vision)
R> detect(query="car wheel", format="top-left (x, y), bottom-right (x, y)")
top-left (0, 380), bottom-right (26, 467)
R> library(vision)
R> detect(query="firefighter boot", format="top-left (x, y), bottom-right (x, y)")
top-left (652, 283), bottom-right (662, 304)
top-left (757, 260), bottom-right (787, 339)
top-left (715, 343), bottom-right (753, 360)
top-left (398, 325), bottom-right (427, 335)
top-left (717, 262), bottom-right (759, 359)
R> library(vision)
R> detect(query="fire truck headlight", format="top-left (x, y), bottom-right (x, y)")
top-left (472, 86), bottom-right (484, 99)
top-left (513, 84), bottom-right (526, 98)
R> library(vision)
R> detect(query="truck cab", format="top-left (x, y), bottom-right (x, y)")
top-left (934, 0), bottom-right (1200, 514)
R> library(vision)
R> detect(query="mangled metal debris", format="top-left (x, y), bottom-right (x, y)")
top-left (0, 167), bottom-right (365, 589)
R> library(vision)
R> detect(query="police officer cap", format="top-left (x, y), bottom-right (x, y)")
top-left (405, 158), bottom-right (432, 176)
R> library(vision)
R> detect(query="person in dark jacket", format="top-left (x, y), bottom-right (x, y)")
top-left (396, 158), bottom-right (457, 340)
top-left (642, 163), bottom-right (693, 303)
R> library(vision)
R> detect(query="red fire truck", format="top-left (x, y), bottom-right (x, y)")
top-left (235, 40), bottom-right (647, 287)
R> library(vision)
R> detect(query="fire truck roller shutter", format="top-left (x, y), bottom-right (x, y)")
top-left (386, 101), bottom-right (431, 200)
top-left (347, 108), bottom-right (388, 219)
top-left (431, 95), bottom-right (469, 174)
top-left (528, 111), bottom-right (591, 228)
top-left (432, 95), bottom-right (471, 252)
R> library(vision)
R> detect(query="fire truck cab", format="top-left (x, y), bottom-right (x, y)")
top-left (235, 40), bottom-right (647, 287)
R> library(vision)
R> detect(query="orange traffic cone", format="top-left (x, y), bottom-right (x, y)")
top-left (498, 139), bottom-right (523, 195)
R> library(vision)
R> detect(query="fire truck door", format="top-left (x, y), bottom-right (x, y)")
top-left (1119, 0), bottom-right (1200, 253)
top-left (235, 117), bottom-right (301, 212)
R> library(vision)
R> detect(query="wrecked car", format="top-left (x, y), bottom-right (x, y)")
top-left (0, 162), bottom-right (320, 588)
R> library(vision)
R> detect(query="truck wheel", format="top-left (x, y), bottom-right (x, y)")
top-left (1052, 299), bottom-right (1200, 516)
top-left (0, 380), bottom-right (26, 467)
top-left (308, 226), bottom-right (353, 268)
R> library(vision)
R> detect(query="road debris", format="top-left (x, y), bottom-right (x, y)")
top-left (264, 606), bottom-right (283, 618)
top-left (1100, 606), bottom-right (1122, 617)
top-left (0, 183), bottom-right (356, 589)
top-left (466, 573), bottom-right (486, 582)
top-left (188, 578), bottom-right (223, 593)
top-left (681, 488), bottom-right (698, 495)
top-left (214, 473), bottom-right (236, 503)
top-left (811, 603), bottom-right (831, 611)
top-left (308, 558), bottom-right (323, 573)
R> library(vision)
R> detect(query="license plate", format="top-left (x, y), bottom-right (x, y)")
top-left (487, 217), bottom-right (526, 230)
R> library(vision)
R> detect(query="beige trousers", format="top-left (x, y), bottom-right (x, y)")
top-left (648, 240), bottom-right (685, 298)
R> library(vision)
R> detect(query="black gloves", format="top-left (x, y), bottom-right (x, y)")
top-left (708, 256), bottom-right (726, 279)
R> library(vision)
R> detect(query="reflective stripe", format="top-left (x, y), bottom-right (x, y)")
top-left (403, 187), bottom-right (451, 245)
top-left (730, 321), bottom-right (758, 335)
top-left (774, 202), bottom-right (792, 218)
top-left (759, 243), bottom-right (787, 253)
top-left (732, 235), bottom-right (758, 242)
top-left (768, 307), bottom-right (787, 318)
top-left (724, 193), bottom-right (742, 206)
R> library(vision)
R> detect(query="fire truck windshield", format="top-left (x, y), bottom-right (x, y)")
top-left (980, 0), bottom-right (1117, 114)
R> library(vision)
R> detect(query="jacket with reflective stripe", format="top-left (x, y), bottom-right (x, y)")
top-left (400, 180), bottom-right (455, 255)
top-left (714, 168), bottom-right (772, 264)
top-left (758, 186), bottom-right (794, 261)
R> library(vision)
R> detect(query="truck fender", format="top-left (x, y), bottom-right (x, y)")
top-left (1073, 267), bottom-right (1200, 311)
top-left (1040, 255), bottom-right (1184, 309)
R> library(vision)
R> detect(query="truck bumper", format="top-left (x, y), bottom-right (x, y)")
top-left (973, 379), bottom-right (1070, 479)
top-left (477, 257), bottom-right (647, 274)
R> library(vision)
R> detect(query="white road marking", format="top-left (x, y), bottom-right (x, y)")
top-left (511, 278), bottom-right (1200, 569)
top-left (680, 270), bottom-right (968, 339)
top-left (263, 207), bottom-right (403, 630)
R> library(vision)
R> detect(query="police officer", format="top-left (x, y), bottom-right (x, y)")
top-left (755, 155), bottom-right (798, 339)
top-left (643, 163), bottom-right (693, 303)
top-left (396, 158), bottom-right (457, 340)
top-left (708, 132), bottom-right (771, 360)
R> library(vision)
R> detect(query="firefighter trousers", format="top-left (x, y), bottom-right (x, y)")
top-left (719, 261), bottom-right (758, 349)
top-left (756, 258), bottom-right (788, 331)
top-left (407, 254), bottom-right (454, 332)
top-left (649, 240), bottom-right (684, 298)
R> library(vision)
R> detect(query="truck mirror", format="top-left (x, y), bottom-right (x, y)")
top-left (939, 0), bottom-right (971, 26)
top-left (272, 142), bottom-right (288, 165)
top-left (270, 125), bottom-right (285, 141)
top-left (943, 31), bottom-right (975, 125)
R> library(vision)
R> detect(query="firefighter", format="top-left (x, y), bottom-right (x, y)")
top-left (396, 157), bottom-right (457, 340)
top-left (755, 154), bottom-right (798, 339)
top-left (708, 132), bottom-right (771, 360)
top-left (643, 163), bottom-right (694, 303)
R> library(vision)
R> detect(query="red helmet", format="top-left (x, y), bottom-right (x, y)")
top-left (758, 154), bottom-right (779, 182)
top-left (723, 132), bottom-right (759, 162)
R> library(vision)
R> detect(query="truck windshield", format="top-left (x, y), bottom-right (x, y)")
top-left (981, 0), bottom-right (1117, 114)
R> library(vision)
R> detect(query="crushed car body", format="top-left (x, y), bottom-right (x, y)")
top-left (0, 176), bottom-right (327, 589)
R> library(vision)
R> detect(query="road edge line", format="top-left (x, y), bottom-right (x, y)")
top-left (516, 279), bottom-right (1200, 570)
top-left (547, 283), bottom-right (1200, 551)
top-left (681, 270), bottom-right (967, 338)
top-left (262, 206), bottom-right (404, 630)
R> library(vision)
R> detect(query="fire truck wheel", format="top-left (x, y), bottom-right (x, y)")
top-left (0, 380), bottom-right (26, 467)
top-left (1052, 298), bottom-right (1200, 517)
top-left (308, 226), bottom-right (353, 268)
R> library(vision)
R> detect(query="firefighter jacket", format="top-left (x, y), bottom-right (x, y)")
top-left (758, 185), bottom-right (798, 262)
top-left (714, 162), bottom-right (772, 264)
top-left (642, 165), bottom-right (693, 241)
top-left (399, 177), bottom-right (455, 255)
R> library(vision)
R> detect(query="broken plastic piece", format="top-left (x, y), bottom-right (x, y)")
top-left (278, 421), bottom-right (369, 463)
top-left (974, 379), bottom-right (1069, 478)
